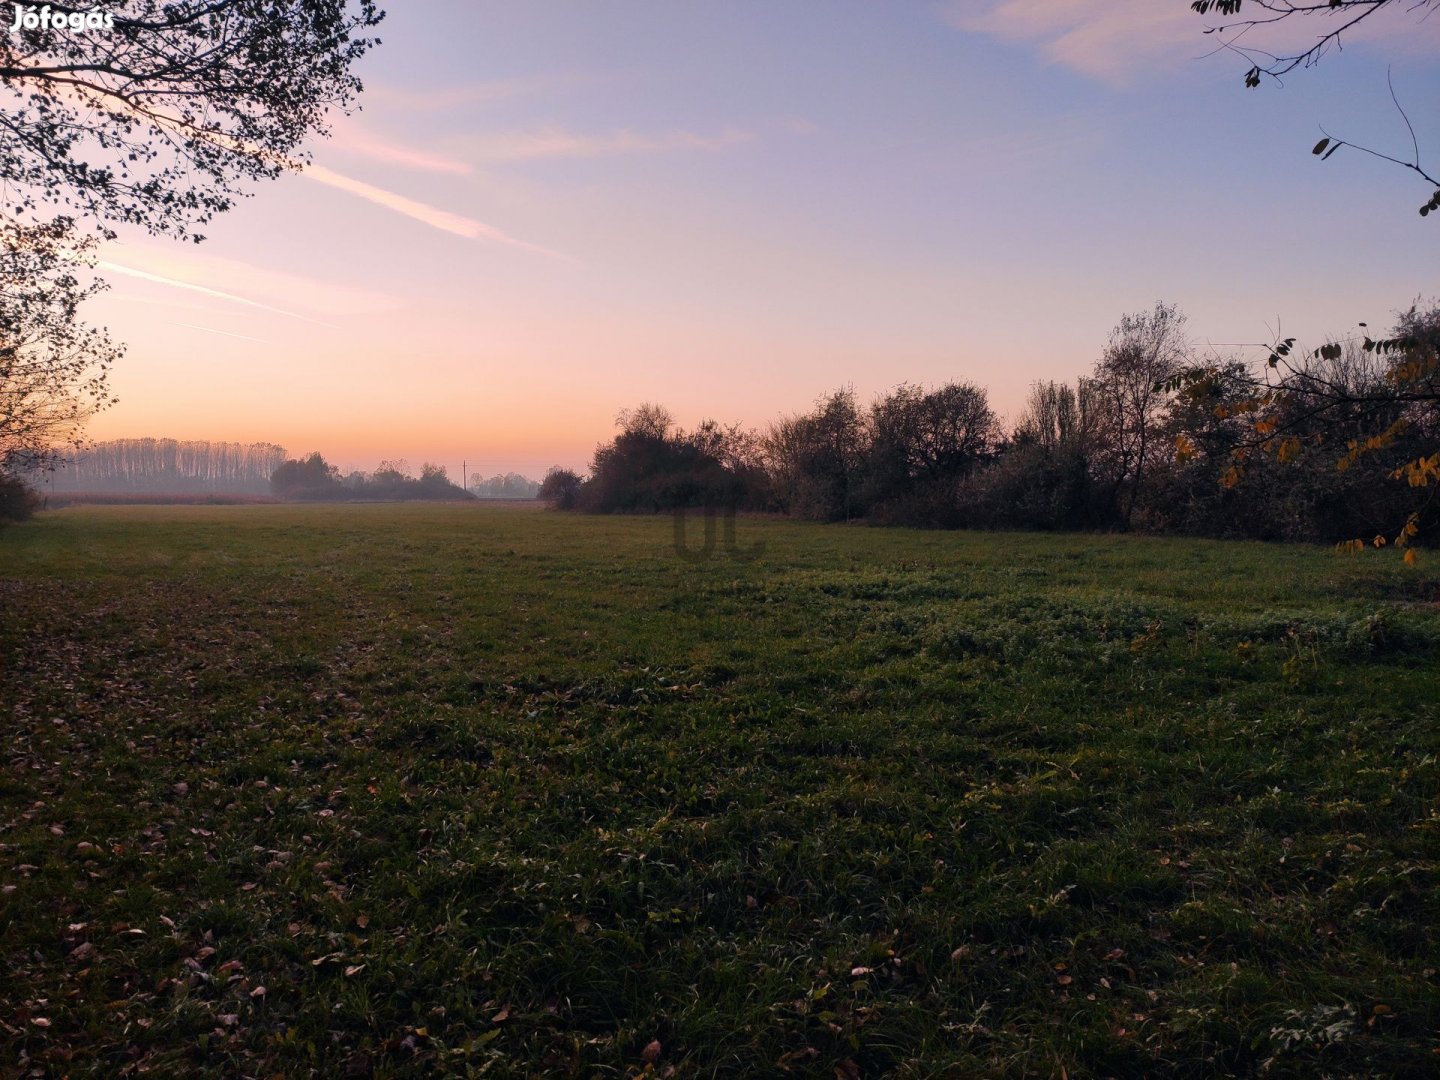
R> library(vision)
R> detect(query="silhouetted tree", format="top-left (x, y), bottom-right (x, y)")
top-left (764, 388), bottom-right (866, 522)
top-left (968, 380), bottom-right (1106, 531)
top-left (1091, 302), bottom-right (1190, 529)
top-left (2, 1), bottom-right (384, 479)
top-left (2, 1), bottom-right (386, 242)
top-left (865, 382), bottom-right (1000, 525)
top-left (538, 467), bottom-right (583, 509)
top-left (1188, 0), bottom-right (1440, 217)
top-left (1173, 301), bottom-right (1440, 549)
top-left (583, 405), bottom-right (757, 513)
top-left (471, 472), bottom-right (542, 498)
top-left (35, 438), bottom-right (287, 493)
top-left (271, 452), bottom-right (341, 499)
top-left (0, 220), bottom-right (119, 472)
top-left (0, 471), bottom-right (42, 524)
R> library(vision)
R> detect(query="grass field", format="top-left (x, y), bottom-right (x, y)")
top-left (2, 504), bottom-right (1438, 1078)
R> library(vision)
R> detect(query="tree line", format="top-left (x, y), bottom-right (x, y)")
top-left (270, 455), bottom-right (468, 501)
top-left (21, 438), bottom-right (287, 494)
top-left (0, 446), bottom-right (549, 518)
top-left (541, 300), bottom-right (1440, 549)
top-left (270, 456), bottom-right (542, 502)
top-left (471, 473), bottom-right (542, 500)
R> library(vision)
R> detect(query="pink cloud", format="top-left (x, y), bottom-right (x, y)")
top-left (459, 126), bottom-right (755, 163)
top-left (327, 124), bottom-right (474, 175)
top-left (946, 0), bottom-right (1440, 84)
top-left (300, 164), bottom-right (565, 257)
top-left (943, 0), bottom-right (1197, 84)
top-left (363, 76), bottom-right (580, 113)
top-left (169, 321), bottom-right (272, 345)
top-left (43, 83), bottom-right (551, 254)
top-left (97, 259), bottom-right (332, 325)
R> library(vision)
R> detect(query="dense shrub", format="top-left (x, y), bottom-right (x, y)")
top-left (0, 473), bottom-right (42, 524)
top-left (580, 406), bottom-right (768, 514)
top-left (538, 467), bottom-right (583, 509)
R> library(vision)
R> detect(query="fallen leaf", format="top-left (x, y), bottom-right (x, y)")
top-left (642, 1039), bottom-right (662, 1063)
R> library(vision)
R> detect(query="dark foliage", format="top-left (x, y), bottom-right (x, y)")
top-left (272, 455), bottom-right (472, 502)
top-left (2, 0), bottom-right (386, 241)
top-left (538, 467), bottom-right (583, 509)
top-left (579, 405), bottom-right (767, 514)
top-left (558, 301), bottom-right (1440, 549)
top-left (0, 471), bottom-right (42, 524)
top-left (270, 451), bottom-right (342, 500)
top-left (2, 1), bottom-right (384, 479)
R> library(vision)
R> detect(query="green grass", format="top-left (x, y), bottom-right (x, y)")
top-left (2, 504), bottom-right (1438, 1078)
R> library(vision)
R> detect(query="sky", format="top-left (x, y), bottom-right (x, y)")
top-left (79, 0), bottom-right (1440, 480)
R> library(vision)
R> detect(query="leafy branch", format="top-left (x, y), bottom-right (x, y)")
top-left (1190, 0), bottom-right (1440, 217)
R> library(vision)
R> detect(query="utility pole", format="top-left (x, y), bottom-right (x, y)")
top-left (462, 460), bottom-right (467, 492)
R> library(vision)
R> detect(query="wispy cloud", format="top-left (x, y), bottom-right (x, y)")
top-left (944, 0), bottom-right (1440, 84)
top-left (941, 0), bottom-right (1196, 84)
top-left (459, 125), bottom-right (755, 163)
top-left (300, 164), bottom-right (565, 257)
top-left (97, 260), bottom-right (334, 326)
top-left (364, 76), bottom-right (578, 113)
top-left (327, 122), bottom-right (473, 175)
top-left (50, 80), bottom-right (550, 253)
top-left (170, 321), bottom-right (272, 345)
top-left (97, 244), bottom-right (399, 323)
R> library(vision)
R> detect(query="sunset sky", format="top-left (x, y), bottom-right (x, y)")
top-left (82, 1), bottom-right (1440, 480)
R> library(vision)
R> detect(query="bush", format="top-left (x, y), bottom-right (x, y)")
top-left (538, 467), bottom-right (583, 509)
top-left (0, 473), bottom-right (43, 525)
top-left (270, 451), bottom-right (343, 499)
